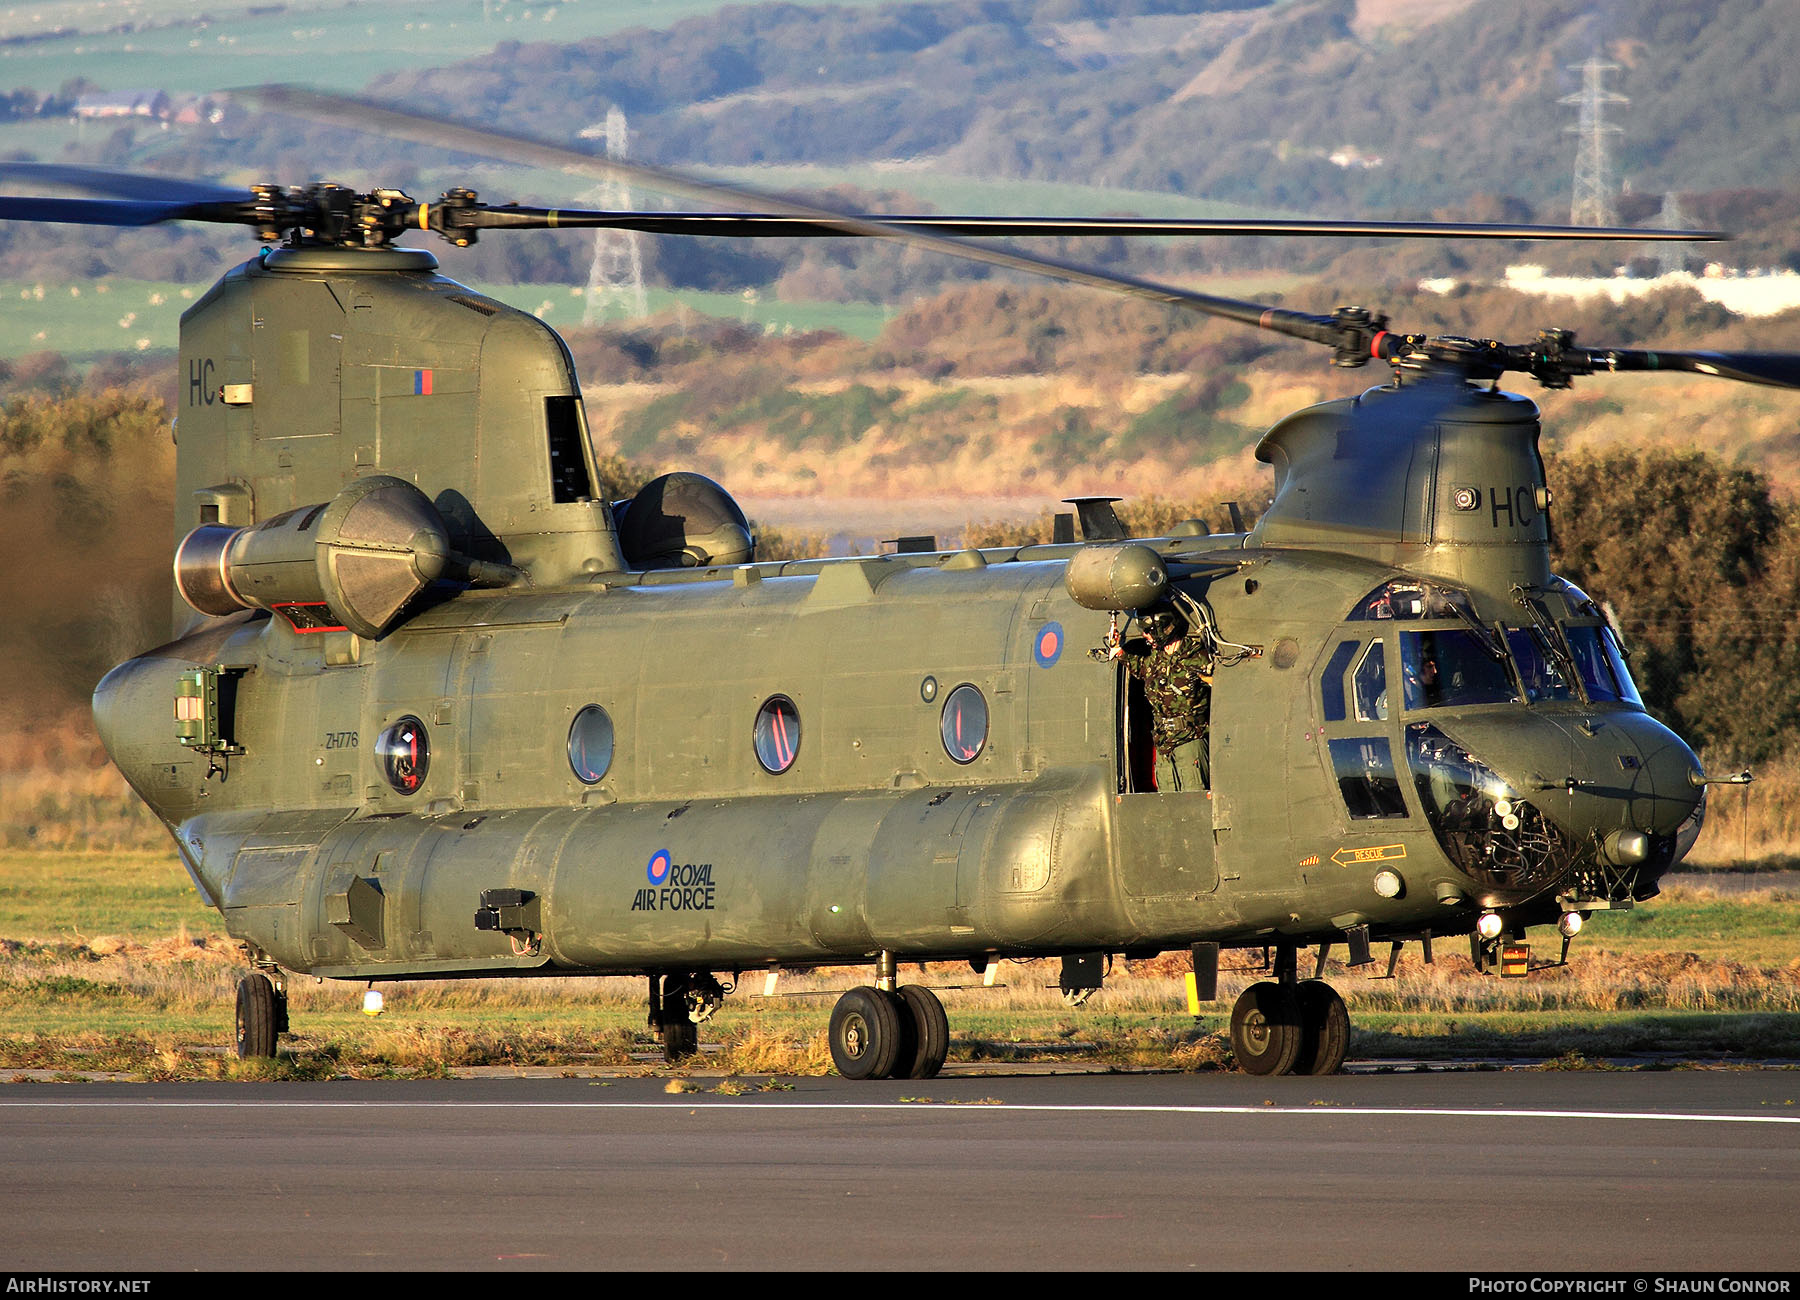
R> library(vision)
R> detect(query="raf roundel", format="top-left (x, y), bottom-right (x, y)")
top-left (1033, 621), bottom-right (1064, 668)
top-left (646, 850), bottom-right (672, 886)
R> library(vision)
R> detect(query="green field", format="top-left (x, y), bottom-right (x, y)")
top-left (0, 276), bottom-right (898, 358)
top-left (0, 0), bottom-right (879, 95)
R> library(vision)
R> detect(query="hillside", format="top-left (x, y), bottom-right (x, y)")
top-left (573, 279), bottom-right (1800, 498)
top-left (3, 0), bottom-right (1796, 301)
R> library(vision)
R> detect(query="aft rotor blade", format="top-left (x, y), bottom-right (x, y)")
top-left (1587, 349), bottom-right (1800, 390)
top-left (244, 88), bottom-right (1321, 327)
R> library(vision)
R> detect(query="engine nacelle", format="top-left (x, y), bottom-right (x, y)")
top-left (174, 474), bottom-right (450, 639)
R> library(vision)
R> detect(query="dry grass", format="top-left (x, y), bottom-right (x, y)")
top-left (1, 934), bottom-right (1796, 1078)
top-left (0, 717), bottom-right (165, 852)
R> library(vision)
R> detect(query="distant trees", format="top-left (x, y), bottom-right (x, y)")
top-left (1547, 447), bottom-right (1800, 762)
top-left (0, 385), bottom-right (175, 732)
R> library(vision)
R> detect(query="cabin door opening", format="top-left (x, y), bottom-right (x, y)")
top-left (1115, 662), bottom-right (1209, 795)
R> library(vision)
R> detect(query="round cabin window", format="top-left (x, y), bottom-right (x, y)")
top-left (376, 715), bottom-right (429, 795)
top-left (940, 684), bottom-right (988, 764)
top-left (754, 695), bottom-right (801, 774)
top-left (567, 705), bottom-right (615, 784)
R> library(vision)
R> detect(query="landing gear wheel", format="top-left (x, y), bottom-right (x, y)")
top-left (829, 986), bottom-right (903, 1080)
top-left (661, 1013), bottom-right (699, 1061)
top-left (235, 973), bottom-right (280, 1060)
top-left (1292, 979), bottom-right (1350, 1076)
top-left (894, 985), bottom-right (950, 1080)
top-left (1229, 980), bottom-right (1303, 1076)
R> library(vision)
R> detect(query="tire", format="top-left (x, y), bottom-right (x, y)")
top-left (235, 973), bottom-right (279, 1060)
top-left (1293, 980), bottom-right (1350, 1076)
top-left (895, 985), bottom-right (950, 1080)
top-left (829, 986), bottom-right (903, 1080)
top-left (1229, 980), bottom-right (1303, 1076)
top-left (661, 1013), bottom-right (699, 1062)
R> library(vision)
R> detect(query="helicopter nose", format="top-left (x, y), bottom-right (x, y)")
top-left (1551, 711), bottom-right (1703, 844)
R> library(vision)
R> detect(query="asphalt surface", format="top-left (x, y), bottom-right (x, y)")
top-left (4, 1068), bottom-right (1799, 1272)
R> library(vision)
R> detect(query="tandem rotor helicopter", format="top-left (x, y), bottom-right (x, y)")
top-left (11, 87), bottom-right (1793, 1076)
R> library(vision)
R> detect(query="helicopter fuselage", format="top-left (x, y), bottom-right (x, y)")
top-left (93, 532), bottom-right (1700, 984)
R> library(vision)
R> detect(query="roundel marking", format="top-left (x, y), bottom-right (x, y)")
top-left (647, 850), bottom-right (672, 886)
top-left (1034, 621), bottom-right (1064, 668)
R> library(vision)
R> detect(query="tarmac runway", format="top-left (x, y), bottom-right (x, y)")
top-left (4, 1068), bottom-right (1799, 1273)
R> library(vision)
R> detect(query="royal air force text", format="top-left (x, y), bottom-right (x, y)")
top-left (630, 863), bottom-right (716, 913)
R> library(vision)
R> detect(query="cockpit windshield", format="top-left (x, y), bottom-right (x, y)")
top-left (1504, 628), bottom-right (1577, 704)
top-left (1566, 624), bottom-right (1643, 706)
top-left (1353, 580), bottom-right (1646, 713)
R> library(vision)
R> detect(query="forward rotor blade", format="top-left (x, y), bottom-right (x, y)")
top-left (0, 195), bottom-right (243, 228)
top-left (240, 87), bottom-right (1717, 362)
top-left (243, 86), bottom-right (1324, 335)
top-left (457, 206), bottom-right (1724, 242)
top-left (1589, 349), bottom-right (1800, 389)
top-left (0, 162), bottom-right (248, 205)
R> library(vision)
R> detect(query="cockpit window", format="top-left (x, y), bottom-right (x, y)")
top-left (1327, 737), bottom-right (1409, 819)
top-left (1353, 642), bottom-right (1388, 721)
top-left (1399, 630), bottom-right (1520, 710)
top-left (1348, 579), bottom-right (1478, 622)
top-left (1504, 628), bottom-right (1577, 704)
top-left (1566, 624), bottom-right (1643, 706)
top-left (1320, 640), bottom-right (1357, 722)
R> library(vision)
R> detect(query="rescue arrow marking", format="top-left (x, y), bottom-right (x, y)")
top-left (1330, 844), bottom-right (1406, 868)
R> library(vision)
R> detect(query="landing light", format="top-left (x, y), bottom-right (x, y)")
top-left (1476, 911), bottom-right (1505, 941)
top-left (1558, 912), bottom-right (1584, 938)
top-left (362, 988), bottom-right (385, 1017)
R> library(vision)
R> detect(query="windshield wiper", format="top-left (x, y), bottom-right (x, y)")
top-left (1511, 584), bottom-right (1589, 705)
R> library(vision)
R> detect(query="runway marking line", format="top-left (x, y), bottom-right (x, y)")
top-left (1, 1101), bottom-right (1797, 1125)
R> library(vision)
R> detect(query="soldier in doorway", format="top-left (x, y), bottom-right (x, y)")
top-left (1111, 601), bottom-right (1213, 791)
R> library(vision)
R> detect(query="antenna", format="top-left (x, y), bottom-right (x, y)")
top-left (1560, 58), bottom-right (1627, 227)
top-left (580, 107), bottom-right (648, 326)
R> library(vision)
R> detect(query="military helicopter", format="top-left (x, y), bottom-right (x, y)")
top-left (13, 88), bottom-right (1789, 1077)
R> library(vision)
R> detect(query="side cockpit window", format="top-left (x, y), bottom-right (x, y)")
top-left (1353, 642), bottom-right (1388, 721)
top-left (1399, 630), bottom-right (1518, 710)
top-left (1566, 624), bottom-right (1643, 706)
top-left (1320, 640), bottom-right (1357, 722)
top-left (1327, 737), bottom-right (1408, 819)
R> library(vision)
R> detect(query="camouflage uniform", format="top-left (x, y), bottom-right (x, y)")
top-left (1125, 636), bottom-right (1213, 791)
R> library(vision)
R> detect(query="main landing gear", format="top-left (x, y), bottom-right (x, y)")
top-left (828, 983), bottom-right (950, 1080)
top-left (1228, 978), bottom-right (1348, 1076)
